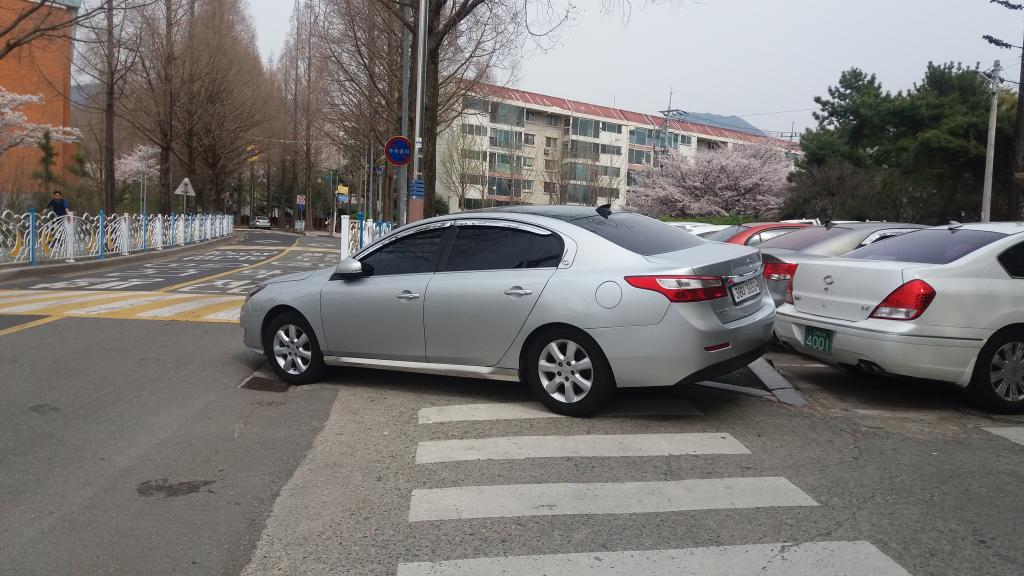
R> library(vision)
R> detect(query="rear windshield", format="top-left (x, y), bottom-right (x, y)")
top-left (567, 213), bottom-right (704, 255)
top-left (757, 226), bottom-right (850, 251)
top-left (845, 229), bottom-right (1005, 264)
top-left (703, 225), bottom-right (748, 242)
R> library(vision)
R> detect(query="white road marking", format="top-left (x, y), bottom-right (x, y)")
top-left (74, 295), bottom-right (181, 315)
top-left (0, 292), bottom-right (127, 313)
top-left (417, 400), bottom-right (701, 424)
top-left (408, 477), bottom-right (818, 521)
top-left (202, 307), bottom-right (241, 322)
top-left (415, 433), bottom-right (750, 464)
top-left (0, 291), bottom-right (75, 304)
top-left (418, 403), bottom-right (562, 424)
top-left (396, 541), bottom-right (912, 576)
top-left (134, 296), bottom-right (237, 318)
top-left (982, 426), bottom-right (1024, 446)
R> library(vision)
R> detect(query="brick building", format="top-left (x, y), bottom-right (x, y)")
top-left (0, 0), bottom-right (79, 193)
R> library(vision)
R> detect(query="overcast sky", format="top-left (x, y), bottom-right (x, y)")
top-left (249, 0), bottom-right (1022, 135)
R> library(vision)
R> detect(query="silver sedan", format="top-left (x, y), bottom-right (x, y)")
top-left (240, 206), bottom-right (775, 416)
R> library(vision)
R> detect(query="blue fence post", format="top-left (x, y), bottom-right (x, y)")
top-left (357, 211), bottom-right (365, 249)
top-left (141, 212), bottom-right (148, 252)
top-left (98, 210), bottom-right (106, 259)
top-left (28, 208), bottom-right (37, 266)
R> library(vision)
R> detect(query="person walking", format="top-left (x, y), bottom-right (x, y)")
top-left (45, 190), bottom-right (68, 217)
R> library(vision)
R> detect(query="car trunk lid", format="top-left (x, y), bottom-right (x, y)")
top-left (791, 259), bottom-right (927, 321)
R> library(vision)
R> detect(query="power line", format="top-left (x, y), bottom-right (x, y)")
top-left (737, 107), bottom-right (817, 118)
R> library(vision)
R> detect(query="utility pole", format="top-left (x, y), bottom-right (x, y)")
top-left (412, 0), bottom-right (427, 188)
top-left (983, 60), bottom-right (1002, 223)
top-left (397, 4), bottom-right (412, 226)
top-left (1015, 30), bottom-right (1024, 220)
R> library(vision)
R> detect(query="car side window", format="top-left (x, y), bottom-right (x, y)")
top-left (858, 228), bottom-right (920, 249)
top-left (744, 233), bottom-right (763, 246)
top-left (998, 242), bottom-right (1024, 278)
top-left (751, 228), bottom-right (795, 245)
top-left (443, 225), bottom-right (562, 272)
top-left (359, 227), bottom-right (447, 276)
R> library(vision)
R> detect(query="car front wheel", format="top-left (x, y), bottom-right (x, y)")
top-left (969, 328), bottom-right (1024, 414)
top-left (263, 311), bottom-right (325, 385)
top-left (524, 328), bottom-right (615, 417)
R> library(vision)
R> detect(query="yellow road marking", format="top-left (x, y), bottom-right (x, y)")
top-left (158, 238), bottom-right (301, 293)
top-left (0, 316), bottom-right (62, 337)
top-left (101, 294), bottom-right (210, 318)
top-left (5, 292), bottom-right (151, 316)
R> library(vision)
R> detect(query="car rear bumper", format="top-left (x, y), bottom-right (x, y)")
top-left (775, 309), bottom-right (983, 386)
top-left (586, 293), bottom-right (775, 388)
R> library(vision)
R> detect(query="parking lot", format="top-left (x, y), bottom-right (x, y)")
top-left (2, 228), bottom-right (1024, 575)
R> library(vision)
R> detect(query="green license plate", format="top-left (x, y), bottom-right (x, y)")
top-left (804, 326), bottom-right (833, 354)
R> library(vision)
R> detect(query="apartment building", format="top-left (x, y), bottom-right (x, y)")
top-left (436, 84), bottom-right (799, 213)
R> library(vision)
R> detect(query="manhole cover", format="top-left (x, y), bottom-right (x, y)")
top-left (240, 376), bottom-right (292, 393)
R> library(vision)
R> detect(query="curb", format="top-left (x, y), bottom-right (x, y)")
top-left (0, 235), bottom-right (238, 284)
top-left (748, 358), bottom-right (809, 407)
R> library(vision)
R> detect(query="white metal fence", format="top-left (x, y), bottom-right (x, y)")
top-left (347, 218), bottom-right (393, 254)
top-left (0, 209), bottom-right (234, 265)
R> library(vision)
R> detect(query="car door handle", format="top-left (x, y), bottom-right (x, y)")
top-left (396, 291), bottom-right (421, 301)
top-left (504, 287), bottom-right (533, 297)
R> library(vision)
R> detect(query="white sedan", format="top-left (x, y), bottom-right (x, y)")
top-left (775, 222), bottom-right (1024, 412)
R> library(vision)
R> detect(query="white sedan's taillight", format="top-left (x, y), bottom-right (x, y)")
top-left (870, 279), bottom-right (936, 321)
top-left (624, 276), bottom-right (727, 303)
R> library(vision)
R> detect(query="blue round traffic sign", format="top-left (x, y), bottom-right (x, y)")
top-left (385, 136), bottom-right (413, 167)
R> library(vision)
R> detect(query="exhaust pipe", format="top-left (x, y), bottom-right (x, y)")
top-left (856, 360), bottom-right (885, 375)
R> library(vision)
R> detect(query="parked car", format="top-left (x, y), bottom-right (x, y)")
top-left (668, 222), bottom-right (731, 237)
top-left (241, 206), bottom-right (776, 416)
top-left (774, 222), bottom-right (1024, 413)
top-left (703, 222), bottom-right (810, 246)
top-left (760, 222), bottom-right (928, 305)
top-left (252, 215), bottom-right (272, 229)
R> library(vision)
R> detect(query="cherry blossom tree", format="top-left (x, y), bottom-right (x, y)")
top-left (629, 144), bottom-right (792, 219)
top-left (0, 86), bottom-right (80, 156)
top-left (114, 143), bottom-right (159, 182)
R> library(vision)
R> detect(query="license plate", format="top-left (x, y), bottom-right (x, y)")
top-left (729, 278), bottom-right (761, 304)
top-left (804, 326), bottom-right (833, 354)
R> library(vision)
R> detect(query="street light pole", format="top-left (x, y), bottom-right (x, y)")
top-left (397, 3), bottom-right (412, 226)
top-left (412, 0), bottom-right (427, 183)
top-left (982, 60), bottom-right (1002, 223)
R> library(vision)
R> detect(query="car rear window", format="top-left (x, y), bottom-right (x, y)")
top-left (756, 226), bottom-right (850, 250)
top-left (845, 229), bottom-right (1006, 264)
top-left (703, 225), bottom-right (748, 242)
top-left (566, 213), bottom-right (704, 256)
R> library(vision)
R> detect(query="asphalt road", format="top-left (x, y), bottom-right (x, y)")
top-left (2, 229), bottom-right (1024, 575)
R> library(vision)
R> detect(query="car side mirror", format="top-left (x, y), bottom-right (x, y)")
top-left (335, 257), bottom-right (363, 277)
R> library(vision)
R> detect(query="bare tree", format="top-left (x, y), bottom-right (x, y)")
top-left (438, 115), bottom-right (487, 210)
top-left (0, 0), bottom-right (108, 61)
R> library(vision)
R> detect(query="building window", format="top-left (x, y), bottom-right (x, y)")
top-left (463, 96), bottom-right (489, 113)
top-left (523, 157), bottom-right (535, 168)
top-left (545, 115), bottom-right (560, 127)
top-left (490, 102), bottom-right (525, 126)
top-left (626, 170), bottom-right (638, 187)
top-left (569, 139), bottom-right (600, 160)
top-left (599, 144), bottom-right (622, 156)
top-left (524, 133), bottom-right (536, 146)
top-left (490, 129), bottom-right (523, 149)
top-left (545, 136), bottom-right (558, 148)
top-left (462, 124), bottom-right (486, 137)
top-left (461, 149), bottom-right (482, 161)
top-left (522, 180), bottom-right (533, 191)
top-left (544, 181), bottom-right (558, 196)
top-left (597, 165), bottom-right (620, 178)
top-left (629, 128), bottom-right (658, 146)
top-left (571, 117), bottom-right (600, 138)
top-left (466, 174), bottom-right (484, 185)
top-left (628, 148), bottom-right (651, 165)
top-left (525, 110), bottom-right (538, 123)
top-left (544, 159), bottom-right (558, 171)
top-left (600, 121), bottom-right (623, 134)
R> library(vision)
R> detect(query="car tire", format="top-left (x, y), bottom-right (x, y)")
top-left (263, 311), bottom-right (325, 386)
top-left (523, 327), bottom-right (615, 417)
top-left (968, 328), bottom-right (1024, 414)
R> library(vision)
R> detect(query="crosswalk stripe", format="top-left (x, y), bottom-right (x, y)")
top-left (396, 541), bottom-right (912, 576)
top-left (201, 306), bottom-right (242, 322)
top-left (168, 297), bottom-right (245, 322)
top-left (133, 296), bottom-right (235, 318)
top-left (73, 295), bottom-right (183, 315)
top-left (408, 477), bottom-right (817, 521)
top-left (0, 290), bottom-right (77, 304)
top-left (417, 400), bottom-right (701, 424)
top-left (0, 292), bottom-right (136, 313)
top-left (982, 426), bottom-right (1024, 446)
top-left (415, 433), bottom-right (750, 464)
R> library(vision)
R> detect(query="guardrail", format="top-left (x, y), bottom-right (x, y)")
top-left (0, 209), bottom-right (234, 265)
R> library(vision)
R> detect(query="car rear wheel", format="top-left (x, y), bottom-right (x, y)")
top-left (263, 311), bottom-right (325, 385)
top-left (524, 328), bottom-right (615, 417)
top-left (969, 329), bottom-right (1024, 414)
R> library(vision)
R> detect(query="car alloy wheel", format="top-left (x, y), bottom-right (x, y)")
top-left (990, 341), bottom-right (1024, 402)
top-left (538, 339), bottom-right (594, 404)
top-left (273, 323), bottom-right (313, 375)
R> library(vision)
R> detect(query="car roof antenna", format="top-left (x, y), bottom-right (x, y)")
top-left (596, 204), bottom-right (613, 218)
top-left (948, 221), bottom-right (963, 230)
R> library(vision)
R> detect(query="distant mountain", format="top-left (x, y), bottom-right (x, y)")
top-left (668, 111), bottom-right (765, 136)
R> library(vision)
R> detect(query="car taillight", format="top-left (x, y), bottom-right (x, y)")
top-left (624, 276), bottom-right (727, 303)
top-left (869, 279), bottom-right (936, 321)
top-left (763, 262), bottom-right (798, 281)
